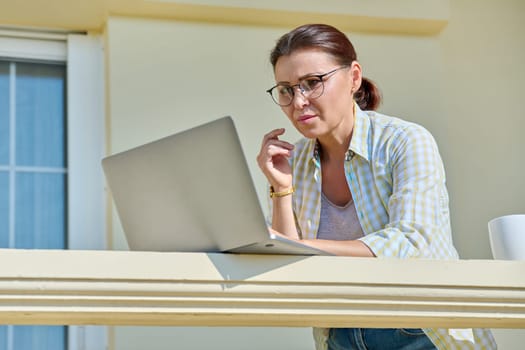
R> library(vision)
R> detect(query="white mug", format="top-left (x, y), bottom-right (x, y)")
top-left (488, 214), bottom-right (525, 260)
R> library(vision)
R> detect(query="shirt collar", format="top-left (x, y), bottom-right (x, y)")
top-left (311, 102), bottom-right (371, 164)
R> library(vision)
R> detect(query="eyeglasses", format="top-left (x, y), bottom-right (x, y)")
top-left (266, 66), bottom-right (349, 107)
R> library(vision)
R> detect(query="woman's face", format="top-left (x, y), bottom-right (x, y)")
top-left (273, 49), bottom-right (361, 140)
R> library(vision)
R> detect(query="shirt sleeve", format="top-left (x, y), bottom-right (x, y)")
top-left (359, 124), bottom-right (456, 259)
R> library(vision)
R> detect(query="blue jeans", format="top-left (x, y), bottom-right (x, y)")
top-left (327, 328), bottom-right (437, 350)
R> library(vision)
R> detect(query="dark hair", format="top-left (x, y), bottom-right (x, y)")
top-left (270, 24), bottom-right (381, 111)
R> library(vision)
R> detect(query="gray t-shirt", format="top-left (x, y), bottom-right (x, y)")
top-left (316, 192), bottom-right (364, 241)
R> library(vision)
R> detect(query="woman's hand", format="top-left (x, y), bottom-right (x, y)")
top-left (256, 128), bottom-right (294, 191)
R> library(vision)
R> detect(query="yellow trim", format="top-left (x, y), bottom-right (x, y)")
top-left (110, 4), bottom-right (447, 35)
top-left (0, 0), bottom-right (449, 34)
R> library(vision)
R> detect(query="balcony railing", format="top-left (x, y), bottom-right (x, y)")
top-left (0, 249), bottom-right (524, 328)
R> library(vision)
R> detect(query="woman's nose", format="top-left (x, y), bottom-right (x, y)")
top-left (292, 88), bottom-right (310, 109)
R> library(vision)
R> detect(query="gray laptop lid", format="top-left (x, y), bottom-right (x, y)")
top-left (102, 116), bottom-right (326, 255)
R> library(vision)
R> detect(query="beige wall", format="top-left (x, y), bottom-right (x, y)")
top-left (439, 0), bottom-right (525, 259)
top-left (105, 1), bottom-right (525, 348)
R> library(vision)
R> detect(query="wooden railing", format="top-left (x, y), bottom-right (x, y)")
top-left (0, 249), bottom-right (524, 328)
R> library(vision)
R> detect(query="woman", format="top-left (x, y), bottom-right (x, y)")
top-left (257, 24), bottom-right (496, 350)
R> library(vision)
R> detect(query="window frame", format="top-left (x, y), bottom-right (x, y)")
top-left (0, 29), bottom-right (107, 350)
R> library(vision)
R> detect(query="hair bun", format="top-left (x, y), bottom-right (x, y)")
top-left (354, 77), bottom-right (381, 111)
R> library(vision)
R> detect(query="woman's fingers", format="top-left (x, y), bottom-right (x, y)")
top-left (261, 128), bottom-right (286, 145)
top-left (257, 128), bottom-right (294, 187)
top-left (257, 130), bottom-right (294, 167)
top-left (270, 139), bottom-right (294, 151)
top-left (260, 129), bottom-right (294, 153)
top-left (265, 140), bottom-right (293, 157)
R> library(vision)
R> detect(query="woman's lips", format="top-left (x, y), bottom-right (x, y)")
top-left (297, 114), bottom-right (317, 123)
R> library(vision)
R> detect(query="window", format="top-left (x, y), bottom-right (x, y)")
top-left (0, 30), bottom-right (106, 350)
top-left (0, 58), bottom-right (67, 350)
top-left (0, 60), bottom-right (67, 249)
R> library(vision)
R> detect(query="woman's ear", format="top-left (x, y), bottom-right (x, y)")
top-left (349, 61), bottom-right (362, 94)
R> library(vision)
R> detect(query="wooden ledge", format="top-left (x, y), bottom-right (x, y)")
top-left (109, 0), bottom-right (449, 35)
top-left (0, 249), bottom-right (524, 328)
top-left (0, 0), bottom-right (450, 34)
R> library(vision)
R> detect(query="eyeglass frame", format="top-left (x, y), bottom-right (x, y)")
top-left (266, 65), bottom-right (349, 107)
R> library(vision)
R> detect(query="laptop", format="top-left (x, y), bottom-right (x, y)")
top-left (102, 116), bottom-right (328, 255)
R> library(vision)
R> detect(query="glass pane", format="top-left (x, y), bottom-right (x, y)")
top-left (15, 63), bottom-right (66, 167)
top-left (0, 326), bottom-right (6, 350)
top-left (15, 172), bottom-right (65, 249)
top-left (0, 61), bottom-right (8, 165)
top-left (0, 172), bottom-right (7, 248)
top-left (13, 326), bottom-right (65, 350)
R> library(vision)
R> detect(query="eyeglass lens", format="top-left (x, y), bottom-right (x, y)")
top-left (271, 77), bottom-right (324, 106)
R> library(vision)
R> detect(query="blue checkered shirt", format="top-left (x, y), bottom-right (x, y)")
top-left (278, 104), bottom-right (496, 349)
